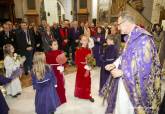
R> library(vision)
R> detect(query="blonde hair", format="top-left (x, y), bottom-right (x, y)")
top-left (79, 34), bottom-right (89, 48)
top-left (3, 44), bottom-right (14, 57)
top-left (32, 52), bottom-right (47, 80)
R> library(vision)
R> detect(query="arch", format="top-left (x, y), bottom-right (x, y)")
top-left (57, 0), bottom-right (65, 22)
top-left (57, 0), bottom-right (65, 15)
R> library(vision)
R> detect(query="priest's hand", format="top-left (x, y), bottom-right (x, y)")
top-left (111, 68), bottom-right (123, 78)
top-left (105, 64), bottom-right (116, 71)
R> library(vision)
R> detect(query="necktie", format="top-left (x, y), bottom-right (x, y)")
top-left (25, 30), bottom-right (31, 45)
top-left (5, 32), bottom-right (9, 38)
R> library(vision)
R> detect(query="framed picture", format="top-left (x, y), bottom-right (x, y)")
top-left (79, 0), bottom-right (87, 9)
top-left (27, 0), bottom-right (36, 10)
top-left (98, 0), bottom-right (111, 24)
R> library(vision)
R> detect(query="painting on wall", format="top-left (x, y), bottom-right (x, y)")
top-left (98, 0), bottom-right (111, 24)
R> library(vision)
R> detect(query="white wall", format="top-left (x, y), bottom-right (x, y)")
top-left (64, 0), bottom-right (73, 21)
top-left (44, 0), bottom-right (58, 25)
top-left (92, 0), bottom-right (98, 19)
top-left (14, 0), bottom-right (23, 18)
top-left (57, 1), bottom-right (65, 16)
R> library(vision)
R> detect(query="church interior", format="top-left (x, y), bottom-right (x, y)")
top-left (0, 0), bottom-right (165, 114)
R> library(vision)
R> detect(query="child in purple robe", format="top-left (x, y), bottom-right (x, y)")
top-left (32, 52), bottom-right (60, 114)
top-left (99, 35), bottom-right (118, 96)
top-left (0, 75), bottom-right (12, 114)
top-left (0, 73), bottom-right (22, 114)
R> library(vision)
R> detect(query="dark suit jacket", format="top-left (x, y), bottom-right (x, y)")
top-left (15, 29), bottom-right (35, 54)
top-left (0, 30), bottom-right (16, 60)
top-left (69, 27), bottom-right (80, 42)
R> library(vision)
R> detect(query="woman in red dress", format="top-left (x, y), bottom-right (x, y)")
top-left (45, 40), bottom-right (67, 105)
top-left (74, 35), bottom-right (94, 102)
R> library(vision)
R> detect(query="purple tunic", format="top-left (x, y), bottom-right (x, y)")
top-left (102, 26), bottom-right (161, 114)
top-left (99, 45), bottom-right (118, 95)
top-left (0, 75), bottom-right (12, 114)
top-left (32, 66), bottom-right (60, 114)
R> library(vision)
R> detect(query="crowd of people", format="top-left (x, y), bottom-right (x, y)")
top-left (0, 10), bottom-right (165, 114)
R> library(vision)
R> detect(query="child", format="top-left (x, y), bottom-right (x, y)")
top-left (0, 74), bottom-right (17, 114)
top-left (3, 44), bottom-right (25, 97)
top-left (32, 52), bottom-right (60, 114)
top-left (99, 35), bottom-right (118, 96)
top-left (74, 35), bottom-right (94, 102)
top-left (93, 26), bottom-right (105, 66)
top-left (46, 40), bottom-right (67, 105)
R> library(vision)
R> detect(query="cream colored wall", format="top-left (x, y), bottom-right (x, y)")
top-left (151, 0), bottom-right (165, 24)
top-left (92, 0), bottom-right (98, 19)
top-left (14, 0), bottom-right (23, 18)
top-left (142, 0), bottom-right (154, 21)
top-left (151, 0), bottom-right (161, 24)
top-left (44, 0), bottom-right (58, 24)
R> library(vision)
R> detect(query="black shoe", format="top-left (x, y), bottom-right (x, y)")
top-left (12, 95), bottom-right (18, 98)
top-left (25, 72), bottom-right (28, 75)
top-left (16, 93), bottom-right (21, 96)
top-left (89, 98), bottom-right (95, 102)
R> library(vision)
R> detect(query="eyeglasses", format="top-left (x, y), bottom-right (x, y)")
top-left (117, 21), bottom-right (126, 26)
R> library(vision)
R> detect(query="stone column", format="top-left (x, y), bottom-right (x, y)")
top-left (64, 0), bottom-right (73, 21)
top-left (44, 0), bottom-right (58, 25)
top-left (151, 0), bottom-right (161, 24)
top-left (91, 0), bottom-right (98, 19)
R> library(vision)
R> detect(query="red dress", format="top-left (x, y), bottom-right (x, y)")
top-left (74, 47), bottom-right (92, 99)
top-left (45, 50), bottom-right (67, 104)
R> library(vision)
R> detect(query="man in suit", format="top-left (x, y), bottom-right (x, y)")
top-left (69, 21), bottom-right (81, 64)
top-left (15, 22), bottom-right (35, 75)
top-left (51, 22), bottom-right (62, 49)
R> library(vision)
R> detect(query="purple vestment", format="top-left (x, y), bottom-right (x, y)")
top-left (102, 26), bottom-right (161, 114)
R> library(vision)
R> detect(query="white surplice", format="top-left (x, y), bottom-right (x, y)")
top-left (113, 56), bottom-right (134, 114)
top-left (4, 56), bottom-right (22, 96)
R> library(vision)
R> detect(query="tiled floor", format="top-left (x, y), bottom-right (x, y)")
top-left (6, 67), bottom-right (165, 114)
top-left (7, 67), bottom-right (107, 114)
top-left (19, 65), bottom-right (77, 88)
